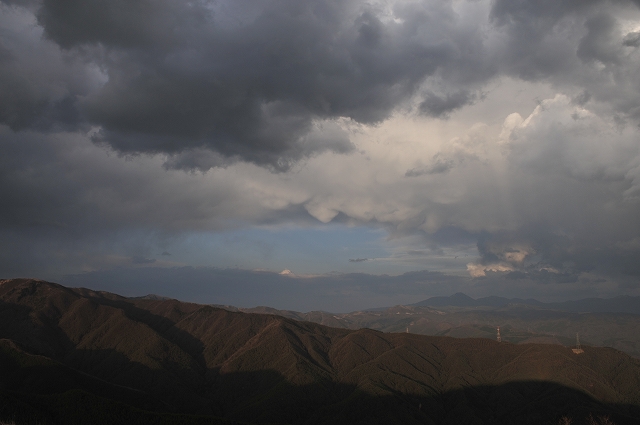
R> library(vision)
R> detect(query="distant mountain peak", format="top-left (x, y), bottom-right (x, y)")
top-left (410, 292), bottom-right (478, 307)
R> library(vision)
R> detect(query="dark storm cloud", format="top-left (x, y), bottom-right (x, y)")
top-left (405, 158), bottom-right (455, 177)
top-left (489, 0), bottom-right (598, 24)
top-left (2, 0), bottom-right (640, 299)
top-left (0, 127), bottom-right (215, 276)
top-left (571, 90), bottom-right (591, 106)
top-left (0, 131), bottom-right (85, 230)
top-left (418, 90), bottom-right (476, 118)
top-left (481, 0), bottom-right (640, 132)
top-left (0, 39), bottom-right (80, 130)
top-left (0, 0), bottom-right (39, 6)
top-left (473, 223), bottom-right (640, 279)
top-left (577, 13), bottom-right (622, 65)
top-left (488, 0), bottom-right (619, 81)
top-left (37, 0), bottom-right (196, 49)
top-left (489, 1), bottom-right (576, 80)
top-left (2, 0), bottom-right (488, 170)
top-left (0, 10), bottom-right (90, 132)
top-left (475, 229), bottom-right (576, 274)
top-left (3, 0), bottom-right (640, 170)
top-left (0, 122), bottom-right (325, 278)
top-left (623, 31), bottom-right (640, 47)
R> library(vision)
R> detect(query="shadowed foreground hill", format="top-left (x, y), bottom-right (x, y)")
top-left (1, 279), bottom-right (640, 425)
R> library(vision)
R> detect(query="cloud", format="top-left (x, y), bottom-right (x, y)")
top-left (2, 0), bottom-right (640, 302)
top-left (23, 0), bottom-right (631, 166)
top-left (505, 94), bottom-right (640, 196)
top-left (623, 31), bottom-right (640, 47)
top-left (348, 258), bottom-right (368, 263)
top-left (577, 13), bottom-right (623, 66)
top-left (3, 88), bottom-right (640, 287)
top-left (4, 0), bottom-right (640, 171)
top-left (0, 4), bottom-right (101, 131)
top-left (486, 0), bottom-right (640, 130)
top-left (405, 158), bottom-right (454, 177)
top-left (0, 0), bottom-right (497, 171)
top-left (418, 90), bottom-right (476, 118)
top-left (466, 262), bottom-right (514, 278)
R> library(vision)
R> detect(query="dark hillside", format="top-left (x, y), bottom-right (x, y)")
top-left (1, 279), bottom-right (640, 424)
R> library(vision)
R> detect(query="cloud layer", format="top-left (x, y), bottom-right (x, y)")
top-left (2, 0), bottom-right (640, 305)
top-left (21, 0), bottom-right (500, 170)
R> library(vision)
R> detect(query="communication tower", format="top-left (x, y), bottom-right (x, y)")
top-left (572, 332), bottom-right (584, 354)
top-left (496, 326), bottom-right (501, 342)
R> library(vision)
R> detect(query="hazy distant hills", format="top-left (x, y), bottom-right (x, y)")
top-left (235, 293), bottom-right (640, 360)
top-left (2, 279), bottom-right (640, 425)
top-left (411, 292), bottom-right (540, 308)
top-left (410, 292), bottom-right (640, 314)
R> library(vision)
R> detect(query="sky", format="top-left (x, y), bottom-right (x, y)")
top-left (2, 0), bottom-right (640, 312)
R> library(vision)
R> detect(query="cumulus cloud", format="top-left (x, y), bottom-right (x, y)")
top-left (3, 0), bottom-right (640, 169)
top-left (419, 90), bottom-right (477, 118)
top-left (0, 4), bottom-right (101, 131)
top-left (0, 0), bottom-right (506, 171)
top-left (405, 157), bottom-right (455, 177)
top-left (505, 94), bottom-right (640, 197)
top-left (2, 0), bottom-right (640, 301)
top-left (466, 262), bottom-right (514, 278)
top-left (623, 31), bottom-right (640, 47)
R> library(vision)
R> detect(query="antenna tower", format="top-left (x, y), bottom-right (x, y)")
top-left (496, 326), bottom-right (501, 342)
top-left (572, 332), bottom-right (584, 354)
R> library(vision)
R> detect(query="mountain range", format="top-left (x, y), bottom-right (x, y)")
top-left (1, 278), bottom-right (640, 425)
top-left (231, 293), bottom-right (640, 360)
top-left (409, 292), bottom-right (640, 314)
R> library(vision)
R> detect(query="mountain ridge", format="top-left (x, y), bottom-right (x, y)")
top-left (1, 278), bottom-right (640, 424)
top-left (409, 292), bottom-right (640, 313)
top-left (230, 292), bottom-right (640, 359)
